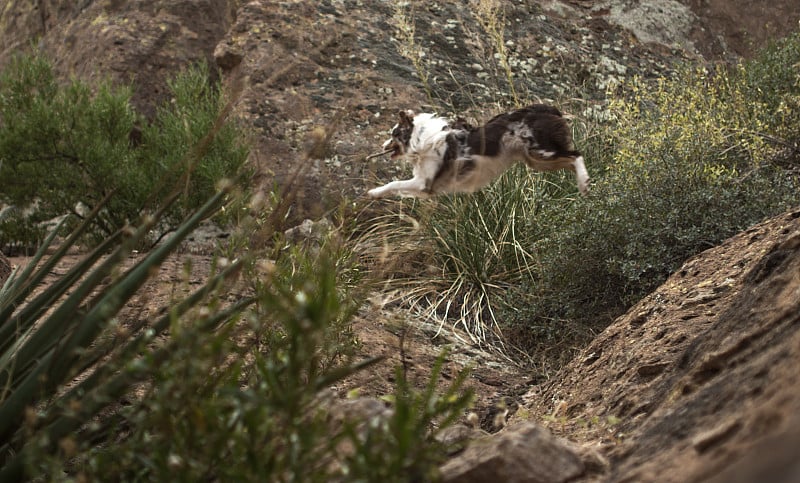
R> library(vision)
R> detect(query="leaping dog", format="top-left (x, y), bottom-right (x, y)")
top-left (367, 104), bottom-right (589, 198)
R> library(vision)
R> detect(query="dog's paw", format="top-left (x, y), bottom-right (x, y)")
top-left (366, 188), bottom-right (382, 198)
top-left (578, 179), bottom-right (591, 195)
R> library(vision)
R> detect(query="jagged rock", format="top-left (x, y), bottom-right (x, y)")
top-left (214, 40), bottom-right (243, 71)
top-left (0, 0), bottom-right (238, 118)
top-left (439, 422), bottom-right (585, 483)
top-left (434, 424), bottom-right (488, 455)
top-left (327, 396), bottom-right (392, 426)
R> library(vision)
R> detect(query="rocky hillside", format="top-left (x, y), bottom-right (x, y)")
top-left (4, 0), bottom-right (797, 220)
top-left (2, 1), bottom-right (800, 481)
top-left (512, 208), bottom-right (800, 483)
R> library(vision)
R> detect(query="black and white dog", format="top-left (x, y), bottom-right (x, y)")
top-left (367, 104), bottom-right (589, 198)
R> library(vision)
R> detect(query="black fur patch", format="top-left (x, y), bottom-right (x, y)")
top-left (463, 104), bottom-right (579, 158)
top-left (429, 129), bottom-right (474, 192)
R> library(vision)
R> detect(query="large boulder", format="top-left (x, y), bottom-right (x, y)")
top-left (440, 422), bottom-right (606, 483)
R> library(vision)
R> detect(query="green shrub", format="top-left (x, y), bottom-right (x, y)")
top-left (532, 33), bottom-right (800, 323)
top-left (742, 31), bottom-right (800, 141)
top-left (0, 52), bottom-right (249, 246)
top-left (416, 166), bottom-right (575, 343)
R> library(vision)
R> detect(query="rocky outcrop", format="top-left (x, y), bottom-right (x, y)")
top-left (517, 208), bottom-right (800, 482)
top-left (440, 422), bottom-right (606, 483)
top-left (441, 208), bottom-right (800, 481)
top-left (1, 0), bottom-right (238, 118)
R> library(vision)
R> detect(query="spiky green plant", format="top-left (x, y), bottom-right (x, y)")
top-left (7, 206), bottom-right (472, 482)
top-left (0, 182), bottom-right (250, 481)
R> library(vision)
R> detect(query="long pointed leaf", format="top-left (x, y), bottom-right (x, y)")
top-left (57, 259), bottom-right (246, 405)
top-left (0, 220), bottom-right (153, 393)
top-left (0, 229), bottom-right (123, 356)
top-left (0, 191), bottom-right (114, 321)
top-left (0, 216), bottom-right (68, 321)
top-left (34, 296), bottom-right (255, 455)
top-left (46, 189), bottom-right (230, 391)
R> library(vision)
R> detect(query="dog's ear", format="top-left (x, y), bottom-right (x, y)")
top-left (398, 109), bottom-right (415, 126)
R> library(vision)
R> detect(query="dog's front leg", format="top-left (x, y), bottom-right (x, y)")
top-left (367, 177), bottom-right (429, 198)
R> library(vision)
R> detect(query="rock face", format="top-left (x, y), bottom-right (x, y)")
top-left (517, 209), bottom-right (800, 482)
top-left (0, 0), bottom-right (237, 119)
top-left (3, 1), bottom-right (797, 222)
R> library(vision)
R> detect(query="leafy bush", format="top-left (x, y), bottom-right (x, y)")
top-left (741, 31), bottom-right (800, 141)
top-left (533, 37), bottom-right (800, 320)
top-left (0, 52), bottom-right (249, 247)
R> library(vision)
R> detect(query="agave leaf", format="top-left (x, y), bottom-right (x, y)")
top-left (0, 295), bottom-right (254, 482)
top-left (0, 217), bottom-right (154, 395)
top-left (0, 218), bottom-right (157, 443)
top-left (47, 188), bottom-right (229, 385)
top-left (58, 259), bottom-right (246, 404)
top-left (45, 191), bottom-right (227, 398)
top-left (38, 296), bottom-right (255, 453)
top-left (0, 216), bottom-right (67, 318)
top-left (0, 188), bottom-right (229, 446)
top-left (0, 192), bottom-right (113, 320)
top-left (0, 229), bottom-right (123, 357)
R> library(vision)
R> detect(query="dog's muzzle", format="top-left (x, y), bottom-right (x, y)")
top-left (382, 139), bottom-right (404, 158)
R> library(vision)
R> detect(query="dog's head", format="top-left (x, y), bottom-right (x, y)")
top-left (382, 109), bottom-right (415, 158)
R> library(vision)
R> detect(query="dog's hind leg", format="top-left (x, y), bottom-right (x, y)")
top-left (573, 156), bottom-right (589, 194)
